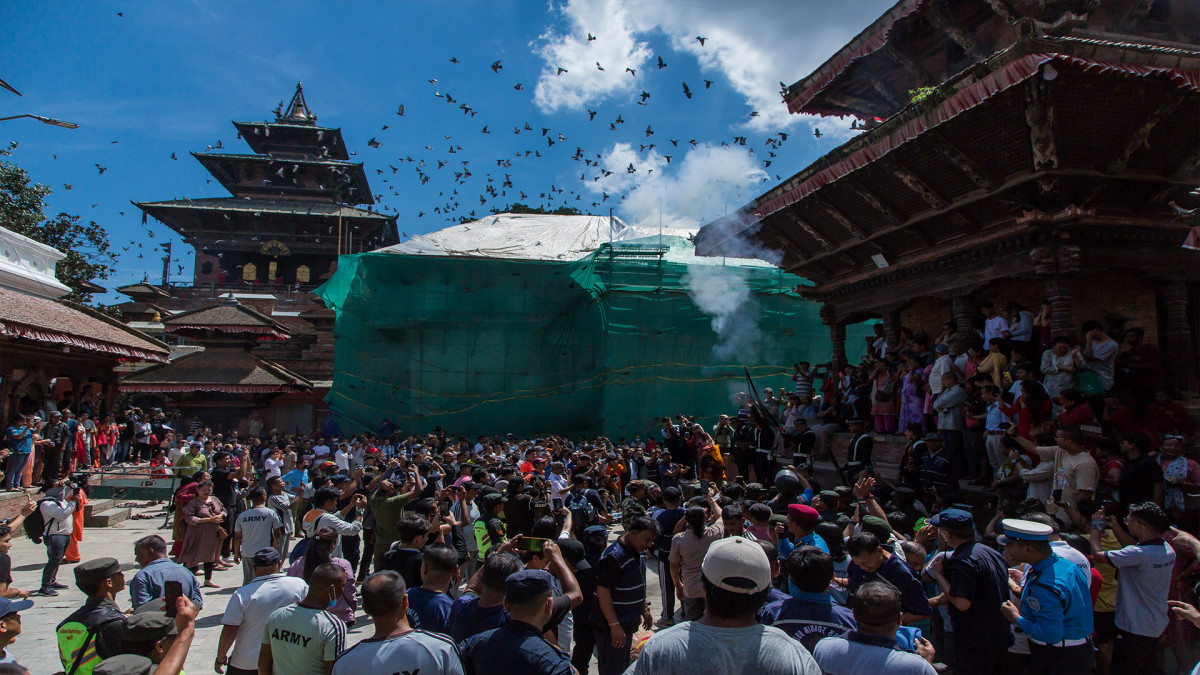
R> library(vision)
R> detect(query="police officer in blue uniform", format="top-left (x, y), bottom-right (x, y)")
top-left (998, 519), bottom-right (1094, 675)
top-left (461, 569), bottom-right (573, 675)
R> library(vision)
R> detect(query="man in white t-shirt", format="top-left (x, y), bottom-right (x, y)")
top-left (312, 438), bottom-right (331, 463)
top-left (1094, 502), bottom-right (1175, 675)
top-left (260, 563), bottom-right (347, 675)
top-left (334, 444), bottom-right (352, 472)
top-left (981, 300), bottom-right (1007, 345)
top-left (333, 570), bottom-right (464, 675)
top-left (233, 488), bottom-right (284, 585)
top-left (216, 549), bottom-right (307, 675)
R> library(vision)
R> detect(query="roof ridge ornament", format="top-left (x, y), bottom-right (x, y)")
top-left (280, 82), bottom-right (316, 124)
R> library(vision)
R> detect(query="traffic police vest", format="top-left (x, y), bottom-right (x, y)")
top-left (56, 600), bottom-right (124, 675)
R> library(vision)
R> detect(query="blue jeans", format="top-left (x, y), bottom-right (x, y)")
top-left (5, 453), bottom-right (29, 489)
top-left (114, 439), bottom-right (132, 464)
top-left (42, 533), bottom-right (69, 589)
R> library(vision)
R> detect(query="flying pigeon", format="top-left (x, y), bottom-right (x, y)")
top-left (696, 36), bottom-right (707, 46)
top-left (682, 82), bottom-right (692, 99)
top-left (491, 60), bottom-right (502, 73)
top-left (656, 55), bottom-right (666, 69)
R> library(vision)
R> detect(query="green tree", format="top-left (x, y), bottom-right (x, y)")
top-left (489, 202), bottom-right (583, 216)
top-left (0, 143), bottom-right (116, 304)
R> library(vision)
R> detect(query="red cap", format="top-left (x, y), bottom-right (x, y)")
top-left (788, 503), bottom-right (820, 523)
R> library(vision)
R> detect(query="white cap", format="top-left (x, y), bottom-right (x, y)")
top-left (997, 518), bottom-right (1054, 544)
top-left (701, 536), bottom-right (772, 594)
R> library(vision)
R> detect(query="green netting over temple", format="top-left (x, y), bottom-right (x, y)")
top-left (316, 235), bottom-right (873, 438)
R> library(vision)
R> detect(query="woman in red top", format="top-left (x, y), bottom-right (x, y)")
top-left (1057, 390), bottom-right (1097, 426)
top-left (999, 381), bottom-right (1052, 439)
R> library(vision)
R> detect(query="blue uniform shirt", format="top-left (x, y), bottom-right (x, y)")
top-left (759, 591), bottom-right (856, 651)
top-left (1016, 553), bottom-right (1093, 645)
top-left (461, 619), bottom-right (572, 675)
top-left (778, 530), bottom-right (830, 560)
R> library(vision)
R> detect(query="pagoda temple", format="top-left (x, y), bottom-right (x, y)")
top-left (119, 296), bottom-right (312, 431)
top-left (119, 83), bottom-right (398, 434)
top-left (697, 0), bottom-right (1200, 394)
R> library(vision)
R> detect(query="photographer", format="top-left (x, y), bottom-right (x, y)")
top-left (35, 478), bottom-right (79, 596)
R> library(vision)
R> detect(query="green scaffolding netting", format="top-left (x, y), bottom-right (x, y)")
top-left (316, 236), bottom-right (874, 438)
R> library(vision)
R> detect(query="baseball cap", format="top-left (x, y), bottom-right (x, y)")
top-left (930, 508), bottom-right (973, 529)
top-left (251, 548), bottom-right (282, 567)
top-left (505, 569), bottom-right (554, 603)
top-left (74, 558), bottom-right (137, 589)
top-left (0, 596), bottom-right (32, 617)
top-left (584, 525), bottom-right (607, 537)
top-left (701, 536), bottom-right (772, 594)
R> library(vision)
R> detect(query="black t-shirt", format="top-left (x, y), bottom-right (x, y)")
top-left (211, 468), bottom-right (236, 510)
top-left (506, 494), bottom-right (534, 538)
top-left (0, 552), bottom-right (11, 585)
top-left (1120, 453), bottom-right (1164, 505)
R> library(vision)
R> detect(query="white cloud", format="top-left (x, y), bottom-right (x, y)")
top-left (533, 0), bottom-right (653, 112)
top-left (535, 0), bottom-right (894, 131)
top-left (587, 142), bottom-right (767, 233)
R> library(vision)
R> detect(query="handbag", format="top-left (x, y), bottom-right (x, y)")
top-left (1076, 370), bottom-right (1104, 396)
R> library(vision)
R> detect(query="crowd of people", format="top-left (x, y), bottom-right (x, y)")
top-left (0, 303), bottom-right (1196, 675)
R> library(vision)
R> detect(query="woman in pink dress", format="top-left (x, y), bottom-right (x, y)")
top-left (178, 480), bottom-right (226, 588)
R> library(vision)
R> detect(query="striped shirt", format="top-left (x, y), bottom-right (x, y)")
top-left (262, 604), bottom-right (346, 674)
top-left (590, 538), bottom-right (646, 627)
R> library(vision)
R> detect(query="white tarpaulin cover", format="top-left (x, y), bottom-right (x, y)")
top-left (378, 213), bottom-right (697, 261)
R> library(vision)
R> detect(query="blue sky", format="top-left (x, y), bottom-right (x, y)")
top-left (4, 0), bottom-right (893, 302)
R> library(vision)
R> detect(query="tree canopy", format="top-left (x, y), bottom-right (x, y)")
top-left (0, 143), bottom-right (117, 304)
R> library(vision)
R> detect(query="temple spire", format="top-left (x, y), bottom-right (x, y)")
top-left (279, 82), bottom-right (315, 124)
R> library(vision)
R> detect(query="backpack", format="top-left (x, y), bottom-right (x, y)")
top-left (24, 499), bottom-right (57, 544)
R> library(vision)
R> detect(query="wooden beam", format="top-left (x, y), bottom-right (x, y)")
top-left (882, 157), bottom-right (949, 210)
top-left (880, 45), bottom-right (927, 84)
top-left (923, 7), bottom-right (986, 60)
top-left (781, 208), bottom-right (836, 251)
top-left (813, 195), bottom-right (870, 240)
top-left (822, 92), bottom-right (887, 119)
top-left (864, 74), bottom-right (903, 109)
top-left (1107, 96), bottom-right (1183, 175)
top-left (848, 178), bottom-right (902, 225)
top-left (925, 132), bottom-right (1001, 193)
top-left (983, 0), bottom-right (1016, 23)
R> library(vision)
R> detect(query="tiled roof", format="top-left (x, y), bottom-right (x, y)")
top-left (163, 299), bottom-right (290, 337)
top-left (133, 197), bottom-right (394, 221)
top-left (0, 288), bottom-right (169, 362)
top-left (120, 348), bottom-right (311, 392)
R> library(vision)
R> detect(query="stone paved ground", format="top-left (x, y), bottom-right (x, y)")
top-left (9, 501), bottom-right (659, 674)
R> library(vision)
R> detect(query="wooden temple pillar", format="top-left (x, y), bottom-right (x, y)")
top-left (1032, 242), bottom-right (1081, 340)
top-left (1159, 281), bottom-right (1197, 392)
top-left (882, 305), bottom-right (903, 355)
top-left (820, 304), bottom-right (847, 375)
top-left (952, 296), bottom-right (977, 344)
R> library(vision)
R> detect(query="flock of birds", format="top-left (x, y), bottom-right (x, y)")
top-left (47, 24), bottom-right (856, 275)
